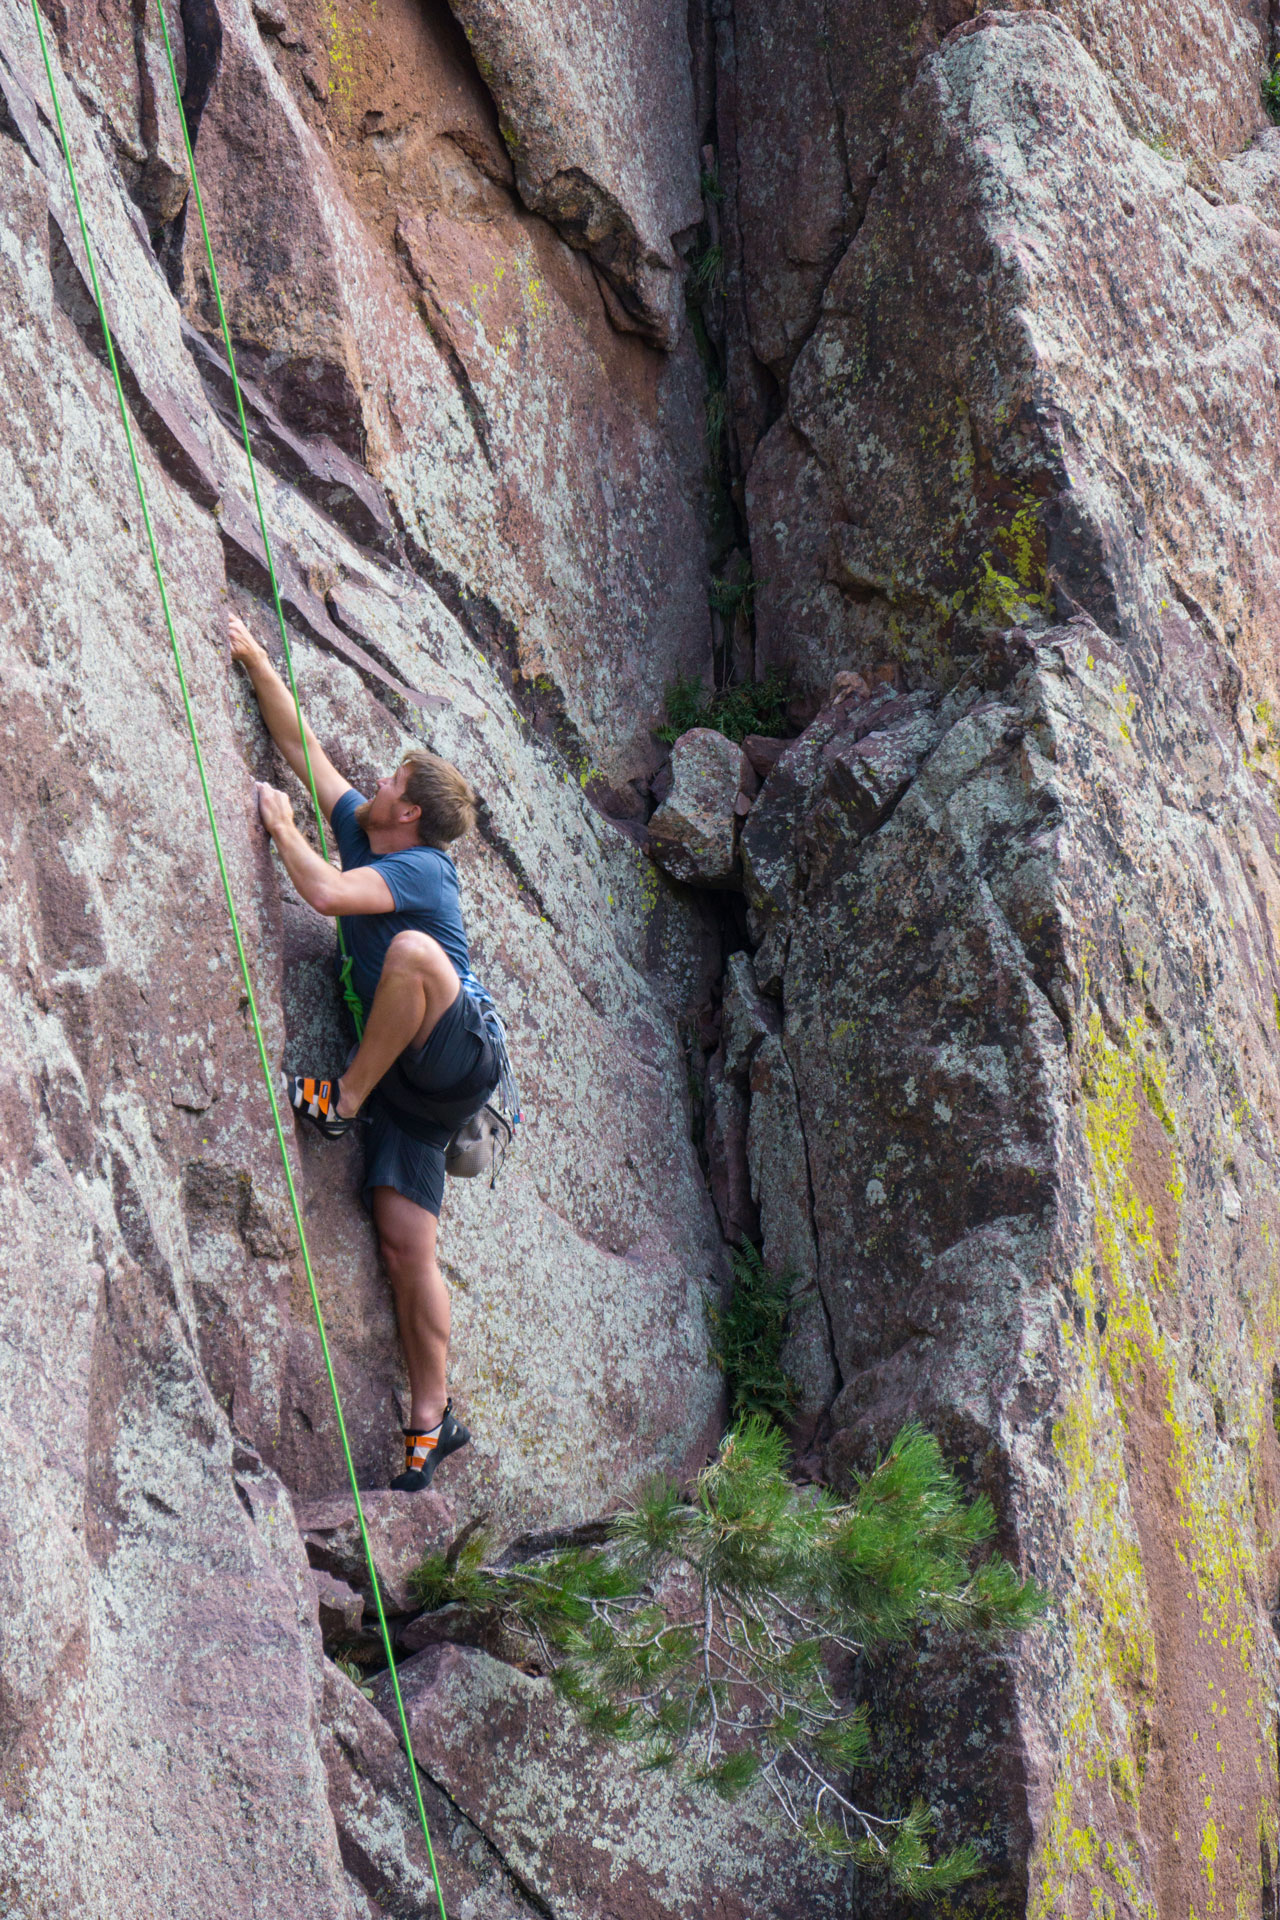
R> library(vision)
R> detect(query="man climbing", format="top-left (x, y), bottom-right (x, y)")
top-left (228, 611), bottom-right (499, 1493)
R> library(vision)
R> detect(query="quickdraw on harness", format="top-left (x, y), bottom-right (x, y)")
top-left (28, 5), bottom-right (446, 1909)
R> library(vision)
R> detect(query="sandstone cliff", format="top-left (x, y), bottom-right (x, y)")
top-left (4, 0), bottom-right (1280, 1915)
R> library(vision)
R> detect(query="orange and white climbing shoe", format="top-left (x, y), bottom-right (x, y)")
top-left (392, 1400), bottom-right (470, 1492)
top-left (289, 1073), bottom-right (358, 1139)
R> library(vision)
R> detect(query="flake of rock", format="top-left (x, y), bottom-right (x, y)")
top-left (294, 1491), bottom-right (456, 1614)
top-left (312, 1567), bottom-right (365, 1637)
top-left (443, 0), bottom-right (701, 347)
top-left (703, 1050), bottom-right (759, 1247)
top-left (320, 1662), bottom-right (543, 1919)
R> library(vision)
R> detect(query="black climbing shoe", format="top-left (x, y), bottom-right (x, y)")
top-left (392, 1400), bottom-right (470, 1492)
top-left (289, 1073), bottom-right (358, 1139)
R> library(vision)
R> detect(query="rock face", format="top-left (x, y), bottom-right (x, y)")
top-left (6, 0), bottom-right (1280, 1913)
top-left (0, 0), bottom-right (731, 1905)
top-left (176, 0), bottom-right (712, 794)
top-left (383, 1641), bottom-right (848, 1920)
top-left (711, 4), bottom-right (1280, 1914)
top-left (444, 0), bottom-right (702, 346)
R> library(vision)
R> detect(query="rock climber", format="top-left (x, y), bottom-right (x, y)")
top-left (228, 611), bottom-right (502, 1494)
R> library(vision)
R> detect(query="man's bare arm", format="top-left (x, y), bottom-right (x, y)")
top-left (229, 614), bottom-right (350, 822)
top-left (256, 783), bottom-right (395, 916)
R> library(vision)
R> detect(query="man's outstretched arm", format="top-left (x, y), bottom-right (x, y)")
top-left (256, 783), bottom-right (396, 916)
top-left (229, 613), bottom-right (350, 822)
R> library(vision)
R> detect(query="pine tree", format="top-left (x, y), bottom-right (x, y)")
top-left (412, 1418), bottom-right (1044, 1900)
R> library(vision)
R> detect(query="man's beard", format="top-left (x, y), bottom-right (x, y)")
top-left (354, 799), bottom-right (372, 831)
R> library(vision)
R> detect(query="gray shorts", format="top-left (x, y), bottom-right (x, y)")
top-left (361, 987), bottom-right (498, 1220)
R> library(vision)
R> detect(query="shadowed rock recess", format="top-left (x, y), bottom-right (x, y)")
top-left (5, 0), bottom-right (1280, 1911)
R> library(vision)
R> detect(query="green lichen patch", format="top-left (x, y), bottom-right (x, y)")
top-left (1031, 1004), bottom-right (1273, 1918)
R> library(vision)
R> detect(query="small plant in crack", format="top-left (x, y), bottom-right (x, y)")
top-left (705, 379), bottom-right (728, 456)
top-left (1265, 58), bottom-right (1280, 123)
top-left (410, 1420), bottom-right (1046, 1899)
top-left (657, 665), bottom-right (790, 746)
top-left (700, 162), bottom-right (724, 204)
top-left (334, 1655), bottom-right (376, 1699)
top-left (706, 1241), bottom-right (796, 1425)
top-left (708, 564), bottom-right (758, 621)
top-left (687, 241), bottom-right (724, 302)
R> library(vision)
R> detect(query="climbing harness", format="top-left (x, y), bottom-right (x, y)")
top-left (459, 969), bottom-right (521, 1127)
top-left (27, 6), bottom-right (447, 1910)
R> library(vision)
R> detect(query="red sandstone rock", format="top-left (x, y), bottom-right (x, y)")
top-left (173, 0), bottom-right (711, 787)
top-left (0, 8), bottom-right (730, 1900)
top-left (311, 1566), bottom-right (365, 1636)
top-left (444, 0), bottom-right (702, 347)
top-left (382, 1642), bottom-right (849, 1920)
top-left (8, 0), bottom-right (1280, 1908)
top-left (294, 1490), bottom-right (456, 1614)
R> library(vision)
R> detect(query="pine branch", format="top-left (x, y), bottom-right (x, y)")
top-left (408, 1417), bottom-right (1047, 1902)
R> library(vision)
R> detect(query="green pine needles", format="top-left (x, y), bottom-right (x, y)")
top-left (411, 1419), bottom-right (1045, 1900)
top-left (707, 1241), bottom-right (796, 1424)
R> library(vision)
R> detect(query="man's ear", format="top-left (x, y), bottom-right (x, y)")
top-left (398, 800), bottom-right (422, 826)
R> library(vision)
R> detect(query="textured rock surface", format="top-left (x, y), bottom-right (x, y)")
top-left (445, 0), bottom-right (702, 346)
top-left (296, 1488), bottom-right (455, 1613)
top-left (320, 1659), bottom-right (544, 1918)
top-left (385, 1641), bottom-right (849, 1920)
top-left (647, 725), bottom-right (748, 887)
top-left (711, 5), bottom-right (1280, 1912)
top-left (0, 0), bottom-right (736, 1905)
top-left (9, 0), bottom-right (1280, 1911)
top-left (744, 9), bottom-right (1280, 700)
top-left (175, 0), bottom-right (711, 791)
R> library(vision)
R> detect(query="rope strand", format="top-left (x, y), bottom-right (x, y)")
top-left (152, 0), bottom-right (364, 1040)
top-left (28, 7), bottom-right (445, 1907)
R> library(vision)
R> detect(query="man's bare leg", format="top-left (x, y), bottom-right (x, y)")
top-left (372, 1185), bottom-right (450, 1432)
top-left (338, 930), bottom-right (460, 1119)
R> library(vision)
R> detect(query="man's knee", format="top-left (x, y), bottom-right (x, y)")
top-left (373, 1188), bottom-right (438, 1273)
top-left (384, 929), bottom-right (451, 979)
top-left (378, 1223), bottom-right (427, 1277)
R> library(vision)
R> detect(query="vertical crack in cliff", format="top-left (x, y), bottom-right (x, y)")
top-left (403, 1746), bottom-right (559, 1920)
top-left (156, 0), bottom-right (222, 283)
top-left (817, 0), bottom-right (854, 234)
top-left (780, 1016), bottom-right (841, 1409)
top-left (176, 0), bottom-right (222, 148)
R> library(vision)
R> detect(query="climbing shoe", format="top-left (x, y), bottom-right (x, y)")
top-left (289, 1073), bottom-right (357, 1139)
top-left (392, 1400), bottom-right (470, 1492)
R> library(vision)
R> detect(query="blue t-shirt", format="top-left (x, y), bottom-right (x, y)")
top-left (331, 789), bottom-right (471, 1014)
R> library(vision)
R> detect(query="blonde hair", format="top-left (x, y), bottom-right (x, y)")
top-left (401, 749), bottom-right (477, 848)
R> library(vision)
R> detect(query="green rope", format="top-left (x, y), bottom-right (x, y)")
top-left (29, 8), bottom-right (446, 1909)
top-left (151, 0), bottom-right (364, 1040)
